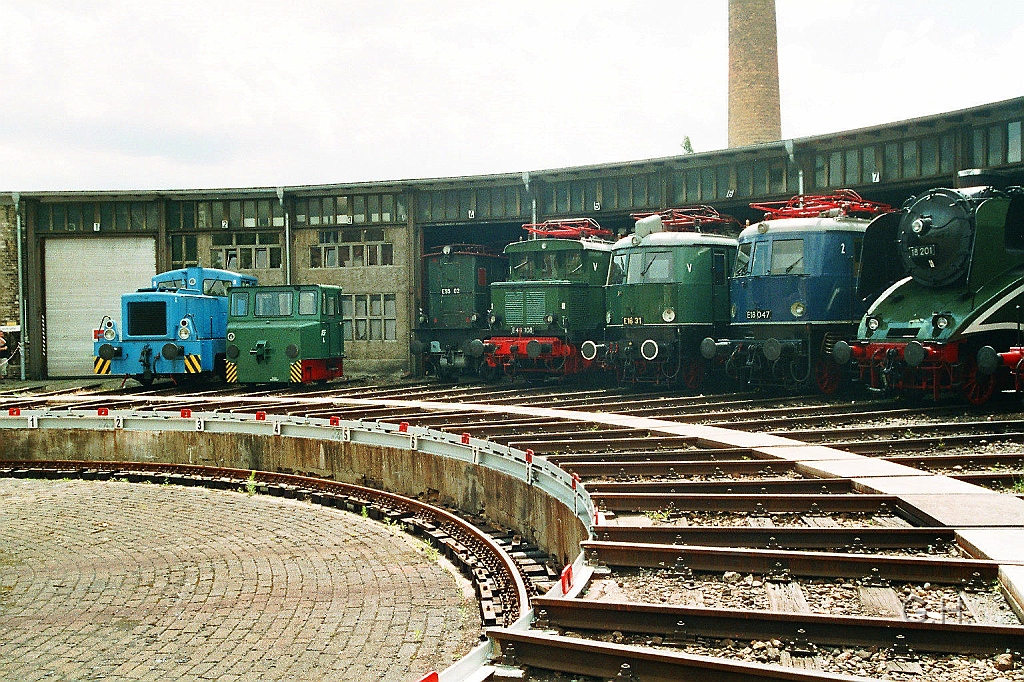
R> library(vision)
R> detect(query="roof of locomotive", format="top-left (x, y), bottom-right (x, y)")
top-left (738, 216), bottom-right (873, 241)
top-left (504, 237), bottom-right (614, 253)
top-left (612, 231), bottom-right (737, 250)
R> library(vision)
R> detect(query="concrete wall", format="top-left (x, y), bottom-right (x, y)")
top-left (0, 427), bottom-right (587, 566)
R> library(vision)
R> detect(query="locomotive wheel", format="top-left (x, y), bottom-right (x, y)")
top-left (680, 359), bottom-right (705, 391)
top-left (814, 358), bottom-right (843, 395)
top-left (962, 360), bottom-right (996, 405)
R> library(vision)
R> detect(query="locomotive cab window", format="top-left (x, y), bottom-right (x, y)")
top-left (510, 253), bottom-right (533, 280)
top-left (734, 242), bottom-right (752, 276)
top-left (608, 253), bottom-right (628, 285)
top-left (230, 292), bottom-right (249, 317)
top-left (156, 279), bottom-right (186, 291)
top-left (298, 291), bottom-right (318, 316)
top-left (255, 291), bottom-right (293, 317)
top-left (203, 278), bottom-right (234, 297)
top-left (770, 239), bottom-right (804, 275)
top-left (627, 251), bottom-right (672, 283)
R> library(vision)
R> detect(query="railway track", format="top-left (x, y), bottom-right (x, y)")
top-left (1, 379), bottom-right (1023, 681)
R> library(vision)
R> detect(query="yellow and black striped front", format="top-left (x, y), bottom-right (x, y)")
top-left (289, 361), bottom-right (303, 383)
top-left (225, 361), bottom-right (238, 383)
top-left (94, 356), bottom-right (111, 375)
top-left (184, 354), bottom-right (203, 374)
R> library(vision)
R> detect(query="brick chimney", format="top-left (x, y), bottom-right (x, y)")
top-left (728, 0), bottom-right (782, 147)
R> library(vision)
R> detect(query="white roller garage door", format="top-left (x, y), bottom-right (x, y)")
top-left (45, 237), bottom-right (156, 376)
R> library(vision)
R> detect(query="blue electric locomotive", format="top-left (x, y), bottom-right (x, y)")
top-left (93, 266), bottom-right (257, 385)
top-left (700, 191), bottom-right (892, 394)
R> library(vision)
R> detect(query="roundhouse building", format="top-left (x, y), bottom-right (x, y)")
top-left (2, 96), bottom-right (1023, 379)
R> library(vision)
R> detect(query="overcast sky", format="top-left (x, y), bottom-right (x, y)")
top-left (2, 1), bottom-right (1021, 191)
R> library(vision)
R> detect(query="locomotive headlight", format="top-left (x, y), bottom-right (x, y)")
top-left (662, 308), bottom-right (676, 323)
top-left (470, 313), bottom-right (479, 323)
top-left (932, 313), bottom-right (952, 330)
top-left (488, 313), bottom-right (499, 325)
top-left (606, 311), bottom-right (612, 324)
top-left (866, 316), bottom-right (881, 332)
top-left (103, 327), bottom-right (116, 341)
top-left (791, 301), bottom-right (806, 317)
top-left (177, 325), bottom-right (191, 340)
top-left (911, 216), bottom-right (932, 235)
top-left (545, 314), bottom-right (555, 324)
top-left (227, 332), bottom-right (235, 342)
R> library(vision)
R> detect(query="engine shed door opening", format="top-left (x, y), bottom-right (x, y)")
top-left (44, 237), bottom-right (156, 376)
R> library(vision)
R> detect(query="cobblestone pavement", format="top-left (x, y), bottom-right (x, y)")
top-left (0, 478), bottom-right (480, 681)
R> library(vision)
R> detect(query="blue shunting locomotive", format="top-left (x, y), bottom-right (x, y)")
top-left (93, 266), bottom-right (257, 385)
top-left (701, 191), bottom-right (893, 394)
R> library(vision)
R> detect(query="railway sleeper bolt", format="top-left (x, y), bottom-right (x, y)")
top-left (963, 571), bottom-right (989, 592)
top-left (860, 567), bottom-right (890, 588)
top-left (613, 662), bottom-right (638, 681)
top-left (890, 634), bottom-right (917, 661)
top-left (497, 642), bottom-right (519, 666)
top-left (767, 562), bottom-right (791, 583)
top-left (534, 608), bottom-right (550, 629)
top-left (787, 629), bottom-right (818, 657)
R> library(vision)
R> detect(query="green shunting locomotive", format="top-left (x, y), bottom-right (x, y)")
top-left (225, 284), bottom-right (345, 384)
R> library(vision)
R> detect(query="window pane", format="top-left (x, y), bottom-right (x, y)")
top-left (310, 247), bottom-right (322, 268)
top-left (648, 174), bottom-right (661, 206)
top-left (685, 170), bottom-right (699, 202)
top-left (299, 291), bottom-right (317, 315)
top-left (700, 168), bottom-right (715, 199)
top-left (556, 183), bottom-right (569, 213)
top-left (632, 175), bottom-right (647, 206)
top-left (239, 249), bottom-right (252, 269)
top-left (270, 248), bottom-right (282, 269)
top-left (368, 194), bottom-right (381, 222)
top-left (829, 152), bottom-right (842, 187)
top-left (814, 155), bottom-right (827, 188)
top-left (116, 203), bottom-right (129, 230)
top-left (921, 138), bottom-right (938, 177)
top-left (845, 150), bottom-right (860, 185)
top-left (309, 198), bottom-right (321, 225)
top-left (384, 294), bottom-right (396, 317)
top-left (902, 141), bottom-right (920, 178)
top-left (325, 246), bottom-right (337, 267)
top-left (355, 295), bottom-right (368, 317)
top-left (255, 291), bottom-right (292, 316)
top-left (989, 124), bottom-right (1005, 166)
top-left (257, 200), bottom-right (270, 227)
top-left (381, 243), bottom-right (394, 265)
top-left (862, 147), bottom-right (878, 184)
top-left (769, 161), bottom-right (785, 194)
top-left (618, 177), bottom-right (631, 206)
top-left (228, 201), bottom-right (241, 229)
top-left (197, 201), bottom-right (210, 229)
top-left (230, 293), bottom-right (248, 316)
top-left (322, 196), bottom-right (334, 224)
top-left (384, 319), bottom-right (397, 340)
top-left (369, 319), bottom-right (382, 340)
top-left (352, 244), bottom-right (364, 265)
top-left (243, 200), bottom-right (256, 228)
top-left (337, 196), bottom-right (350, 223)
top-left (1009, 122), bottom-right (1022, 164)
top-left (272, 201), bottom-right (285, 227)
top-left (381, 194), bottom-right (394, 222)
top-left (338, 246), bottom-right (350, 267)
top-left (884, 143), bottom-right (900, 180)
top-left (343, 320), bottom-right (353, 341)
top-left (366, 245), bottom-right (379, 265)
top-left (356, 319), bottom-right (367, 340)
top-left (255, 248), bottom-right (269, 269)
top-left (236, 232), bottom-right (256, 245)
top-left (354, 196), bottom-right (367, 223)
top-left (770, 239), bottom-right (804, 275)
top-left (341, 296), bottom-right (353, 317)
top-left (570, 182), bottom-right (584, 212)
top-left (365, 228), bottom-right (384, 241)
top-left (972, 129), bottom-right (986, 167)
top-left (736, 165), bottom-right (751, 198)
top-left (370, 295), bottom-right (382, 317)
top-left (716, 167), bottom-right (731, 198)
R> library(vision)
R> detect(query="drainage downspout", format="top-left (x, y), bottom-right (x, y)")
top-left (13, 192), bottom-right (26, 380)
top-left (277, 187), bottom-right (291, 285)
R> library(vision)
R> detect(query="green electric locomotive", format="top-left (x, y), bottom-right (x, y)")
top-left (833, 185), bottom-right (1024, 403)
top-left (411, 244), bottom-right (506, 380)
top-left (225, 284), bottom-right (345, 384)
top-left (598, 208), bottom-right (738, 388)
top-left (481, 219), bottom-right (613, 382)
